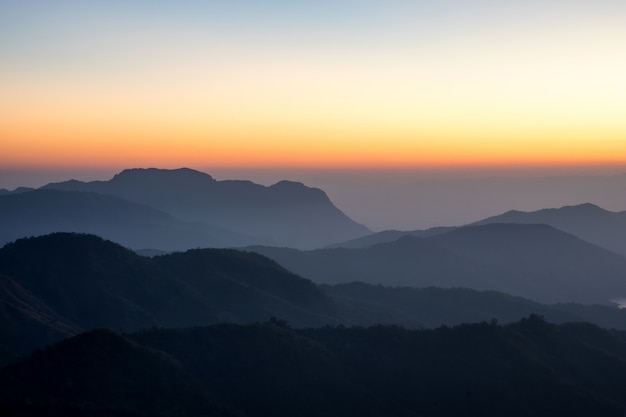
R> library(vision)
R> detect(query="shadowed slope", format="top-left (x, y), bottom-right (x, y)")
top-left (0, 233), bottom-right (341, 334)
top-left (0, 274), bottom-right (81, 363)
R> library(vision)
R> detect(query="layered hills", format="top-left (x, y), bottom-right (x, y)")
top-left (0, 189), bottom-right (253, 251)
top-left (473, 203), bottom-right (626, 256)
top-left (250, 223), bottom-right (626, 304)
top-left (334, 203), bottom-right (626, 257)
top-left (39, 167), bottom-right (370, 248)
top-left (3, 169), bottom-right (626, 416)
top-left (2, 232), bottom-right (626, 360)
top-left (0, 233), bottom-right (337, 333)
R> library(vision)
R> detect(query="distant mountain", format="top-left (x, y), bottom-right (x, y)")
top-left (250, 223), bottom-right (626, 304)
top-left (0, 189), bottom-right (254, 251)
top-left (42, 167), bottom-right (370, 248)
top-left (329, 203), bottom-right (626, 257)
top-left (328, 226), bottom-right (456, 248)
top-left (3, 319), bottom-right (626, 416)
top-left (0, 187), bottom-right (34, 196)
top-left (473, 203), bottom-right (626, 257)
top-left (251, 236), bottom-right (495, 289)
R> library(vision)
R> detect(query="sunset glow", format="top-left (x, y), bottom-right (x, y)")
top-left (2, 1), bottom-right (626, 170)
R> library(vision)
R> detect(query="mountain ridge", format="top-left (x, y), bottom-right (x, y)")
top-left (0, 188), bottom-right (255, 250)
top-left (2, 232), bottom-right (626, 359)
top-left (472, 202), bottom-right (626, 256)
top-left (330, 202), bottom-right (626, 257)
top-left (40, 167), bottom-right (370, 248)
top-left (250, 222), bottom-right (626, 304)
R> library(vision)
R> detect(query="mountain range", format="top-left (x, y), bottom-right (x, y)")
top-left (3, 169), bottom-right (626, 259)
top-left (3, 169), bottom-right (626, 416)
top-left (2, 232), bottom-right (626, 361)
top-left (32, 167), bottom-right (370, 249)
top-left (0, 189), bottom-right (255, 251)
top-left (334, 203), bottom-right (626, 257)
top-left (473, 202), bottom-right (626, 256)
top-left (250, 222), bottom-right (626, 304)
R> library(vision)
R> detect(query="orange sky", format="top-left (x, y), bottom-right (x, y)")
top-left (2, 1), bottom-right (626, 170)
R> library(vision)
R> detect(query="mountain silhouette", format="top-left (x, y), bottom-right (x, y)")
top-left (0, 187), bottom-right (34, 196)
top-left (0, 328), bottom-right (217, 416)
top-left (3, 319), bottom-right (626, 416)
top-left (41, 167), bottom-right (370, 248)
top-left (0, 233), bottom-right (339, 333)
top-left (250, 223), bottom-right (626, 304)
top-left (331, 203), bottom-right (626, 257)
top-left (472, 203), bottom-right (626, 256)
top-left (0, 189), bottom-right (255, 250)
top-left (0, 274), bottom-right (81, 364)
top-left (2, 232), bottom-right (626, 358)
top-left (327, 226), bottom-right (456, 248)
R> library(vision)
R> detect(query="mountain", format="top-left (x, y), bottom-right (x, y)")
top-left (327, 226), bottom-right (456, 248)
top-left (0, 274), bottom-right (81, 365)
top-left (0, 329), bottom-right (221, 417)
top-left (251, 236), bottom-right (496, 289)
top-left (0, 233), bottom-right (173, 331)
top-left (473, 203), bottom-right (626, 257)
top-left (324, 282), bottom-right (626, 329)
top-left (329, 203), bottom-right (626, 257)
top-left (249, 223), bottom-right (626, 304)
top-left (0, 189), bottom-right (255, 250)
top-left (3, 318), bottom-right (626, 416)
top-left (41, 167), bottom-right (370, 248)
top-left (0, 233), bottom-right (340, 335)
top-left (3, 232), bottom-right (626, 360)
top-left (0, 187), bottom-right (34, 196)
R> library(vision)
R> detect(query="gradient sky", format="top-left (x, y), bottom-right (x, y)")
top-left (2, 0), bottom-right (626, 172)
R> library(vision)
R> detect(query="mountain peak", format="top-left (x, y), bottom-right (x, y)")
top-left (269, 180), bottom-right (329, 203)
top-left (474, 202), bottom-right (626, 257)
top-left (559, 202), bottom-right (603, 212)
top-left (112, 167), bottom-right (216, 183)
top-left (32, 167), bottom-right (369, 249)
top-left (271, 179), bottom-right (307, 189)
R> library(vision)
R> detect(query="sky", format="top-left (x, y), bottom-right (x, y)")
top-left (2, 0), bottom-right (626, 170)
top-left (2, 1), bottom-right (626, 229)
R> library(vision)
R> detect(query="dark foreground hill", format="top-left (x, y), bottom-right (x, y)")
top-left (250, 223), bottom-right (626, 304)
top-left (0, 233), bottom-right (339, 356)
top-left (3, 233), bottom-right (626, 360)
top-left (2, 317), bottom-right (626, 417)
top-left (0, 274), bottom-right (81, 365)
top-left (41, 167), bottom-right (370, 248)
